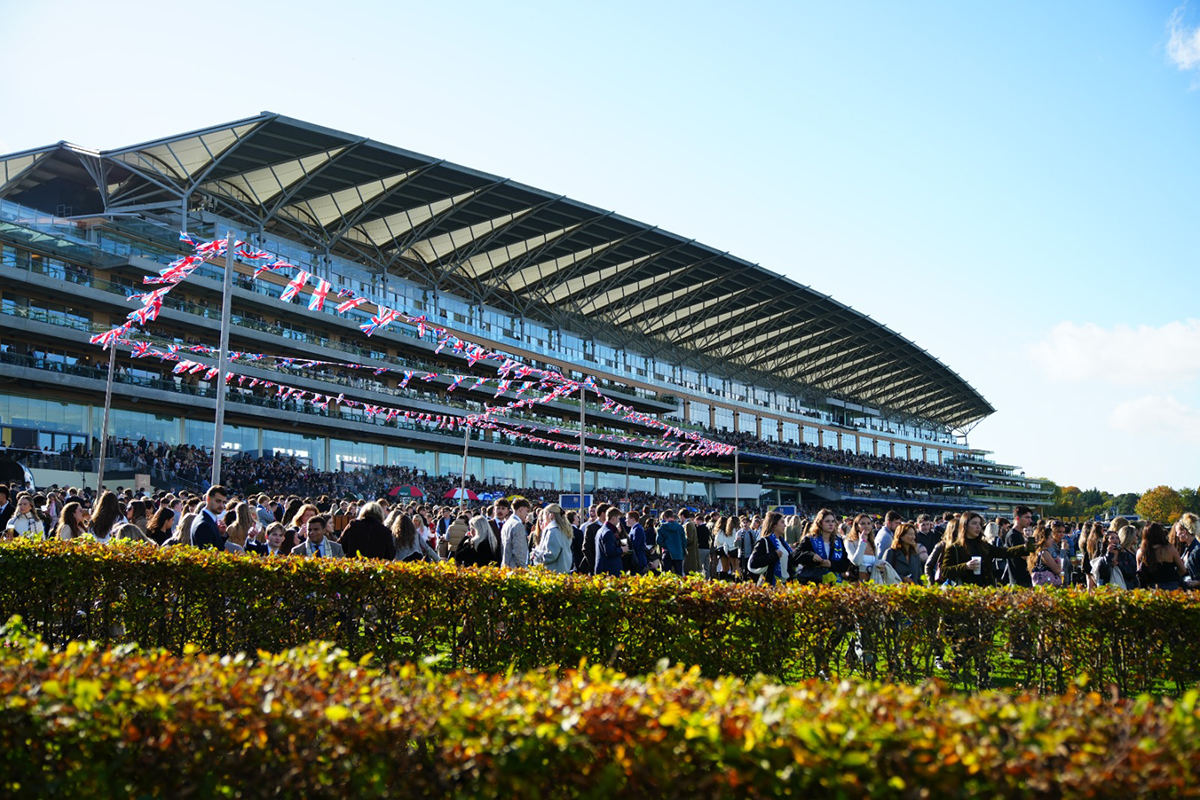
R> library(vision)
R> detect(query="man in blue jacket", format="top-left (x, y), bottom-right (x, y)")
top-left (657, 509), bottom-right (687, 576)
top-left (625, 510), bottom-right (648, 574)
top-left (596, 507), bottom-right (626, 576)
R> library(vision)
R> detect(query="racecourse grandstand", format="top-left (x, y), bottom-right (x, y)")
top-left (0, 113), bottom-right (1036, 511)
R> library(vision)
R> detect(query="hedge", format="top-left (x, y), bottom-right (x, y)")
top-left (2, 541), bottom-right (1200, 695)
top-left (1, 618), bottom-right (1199, 799)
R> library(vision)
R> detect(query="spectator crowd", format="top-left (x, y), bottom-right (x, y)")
top-left (3, 465), bottom-right (1196, 595)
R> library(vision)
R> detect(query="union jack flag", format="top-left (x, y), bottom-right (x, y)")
top-left (280, 271), bottom-right (309, 302)
top-left (336, 287), bottom-right (355, 298)
top-left (336, 296), bottom-right (368, 314)
top-left (308, 278), bottom-right (332, 311)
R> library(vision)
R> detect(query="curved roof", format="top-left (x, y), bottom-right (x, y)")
top-left (0, 112), bottom-right (993, 427)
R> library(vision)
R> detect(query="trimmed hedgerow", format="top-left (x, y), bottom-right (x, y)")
top-left (1, 619), bottom-right (1198, 799)
top-left (2, 540), bottom-right (1199, 694)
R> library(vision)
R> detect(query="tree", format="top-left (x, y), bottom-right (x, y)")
top-left (1113, 493), bottom-right (1140, 516)
top-left (1136, 486), bottom-right (1184, 524)
top-left (1179, 487), bottom-right (1199, 514)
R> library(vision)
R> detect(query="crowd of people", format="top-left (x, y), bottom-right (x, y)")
top-left (708, 430), bottom-right (970, 481)
top-left (2, 472), bottom-right (1195, 594)
top-left (49, 426), bottom-right (972, 509)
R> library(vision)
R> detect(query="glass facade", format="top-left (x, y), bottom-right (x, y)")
top-left (262, 429), bottom-right (323, 469)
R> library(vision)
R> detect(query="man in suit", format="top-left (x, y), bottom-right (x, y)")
top-left (579, 503), bottom-right (608, 574)
top-left (290, 515), bottom-right (344, 558)
top-left (595, 507), bottom-right (626, 576)
top-left (0, 485), bottom-right (12, 533)
top-left (190, 485), bottom-right (227, 551)
top-left (625, 510), bottom-right (648, 575)
top-left (501, 498), bottom-right (531, 568)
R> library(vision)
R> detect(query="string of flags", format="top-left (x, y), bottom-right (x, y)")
top-left (85, 234), bottom-right (735, 459)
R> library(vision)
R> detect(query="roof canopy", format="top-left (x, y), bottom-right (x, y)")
top-left (0, 113), bottom-right (994, 427)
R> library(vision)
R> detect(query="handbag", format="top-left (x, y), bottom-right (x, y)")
top-left (1031, 569), bottom-right (1062, 587)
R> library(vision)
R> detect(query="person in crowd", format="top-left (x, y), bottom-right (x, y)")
top-left (624, 510), bottom-right (648, 575)
top-left (144, 508), bottom-right (175, 546)
top-left (748, 511), bottom-right (789, 587)
top-left (444, 513), bottom-right (470, 560)
top-left (1094, 527), bottom-right (1135, 588)
top-left (113, 521), bottom-right (156, 544)
top-left (794, 509), bottom-right (853, 584)
top-left (255, 494), bottom-right (276, 529)
top-left (695, 513), bottom-right (713, 579)
top-left (286, 503), bottom-right (320, 542)
top-left (874, 510), bottom-right (902, 553)
top-left (682, 510), bottom-right (700, 575)
top-left (847, 513), bottom-right (879, 582)
top-left (1175, 514), bottom-right (1200, 589)
top-left (413, 511), bottom-right (435, 552)
top-left (126, 500), bottom-right (149, 536)
top-left (579, 504), bottom-right (607, 575)
top-left (260, 523), bottom-right (288, 557)
top-left (89, 491), bottom-right (121, 543)
top-left (713, 516), bottom-right (737, 580)
top-left (915, 514), bottom-right (938, 561)
top-left (657, 509), bottom-right (687, 576)
top-left (223, 502), bottom-right (257, 554)
top-left (291, 515), bottom-right (343, 558)
top-left (462, 515), bottom-right (500, 567)
top-left (1137, 522), bottom-right (1185, 590)
top-left (500, 498), bottom-right (531, 569)
top-left (339, 501), bottom-right (397, 560)
top-left (0, 485), bottom-right (13, 532)
top-left (164, 512), bottom-right (197, 547)
top-left (56, 501), bottom-right (87, 541)
top-left (189, 485), bottom-right (227, 551)
top-left (1028, 527), bottom-right (1063, 587)
top-left (530, 503), bottom-right (572, 573)
top-left (1002, 506), bottom-right (1035, 586)
top-left (5, 495), bottom-right (42, 541)
top-left (885, 523), bottom-right (923, 583)
top-left (393, 513), bottom-right (440, 562)
top-left (941, 511), bottom-right (1031, 587)
top-left (595, 507), bottom-right (626, 576)
top-left (735, 516), bottom-right (756, 581)
top-left (490, 499), bottom-right (512, 543)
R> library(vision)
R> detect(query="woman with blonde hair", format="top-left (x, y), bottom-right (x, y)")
top-left (530, 503), bottom-right (572, 573)
top-left (845, 513), bottom-right (878, 582)
top-left (163, 512), bottom-right (197, 547)
top-left (461, 514), bottom-right (500, 567)
top-left (392, 513), bottom-right (440, 563)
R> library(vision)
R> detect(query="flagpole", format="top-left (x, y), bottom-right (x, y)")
top-left (460, 423), bottom-right (470, 510)
top-left (95, 341), bottom-right (117, 493)
top-left (211, 231), bottom-right (235, 487)
top-left (578, 385), bottom-right (586, 513)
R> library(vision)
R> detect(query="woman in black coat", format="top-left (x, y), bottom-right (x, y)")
top-left (338, 501), bottom-right (397, 560)
top-left (940, 511), bottom-right (1030, 587)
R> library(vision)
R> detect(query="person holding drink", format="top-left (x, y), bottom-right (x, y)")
top-left (940, 511), bottom-right (1033, 586)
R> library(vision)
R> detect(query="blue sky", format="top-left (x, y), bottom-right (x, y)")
top-left (2, 1), bottom-right (1198, 493)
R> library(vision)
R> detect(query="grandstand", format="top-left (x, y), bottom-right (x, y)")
top-left (0, 113), bottom-right (1036, 511)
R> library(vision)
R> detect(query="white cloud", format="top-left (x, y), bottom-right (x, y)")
top-left (1108, 394), bottom-right (1200, 444)
top-left (1028, 319), bottom-right (1200, 385)
top-left (1169, 6), bottom-right (1200, 71)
